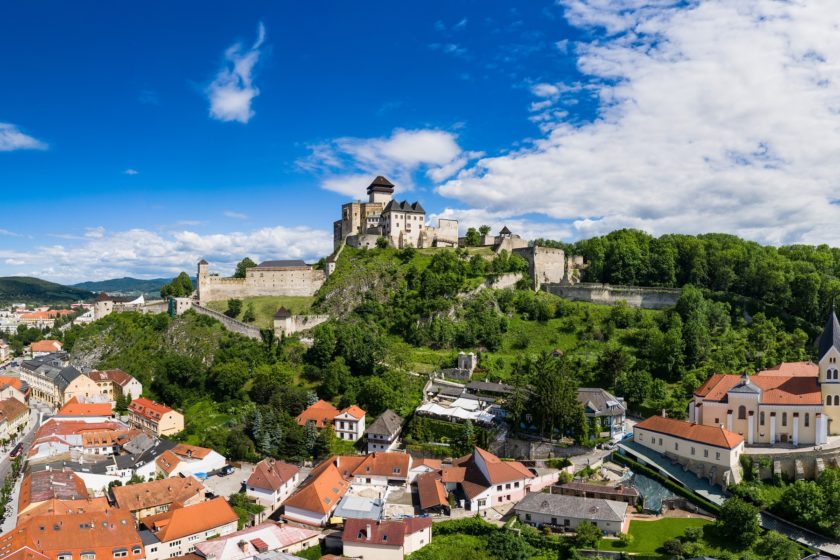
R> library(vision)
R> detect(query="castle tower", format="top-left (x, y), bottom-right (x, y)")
top-left (819, 307), bottom-right (840, 436)
top-left (197, 259), bottom-right (209, 303)
top-left (367, 176), bottom-right (395, 204)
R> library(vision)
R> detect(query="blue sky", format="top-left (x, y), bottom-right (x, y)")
top-left (2, 1), bottom-right (840, 282)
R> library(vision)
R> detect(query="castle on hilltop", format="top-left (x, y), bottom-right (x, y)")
top-left (333, 176), bottom-right (459, 249)
top-left (196, 259), bottom-right (325, 304)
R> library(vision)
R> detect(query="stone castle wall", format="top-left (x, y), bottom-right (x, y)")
top-left (197, 269), bottom-right (326, 303)
top-left (543, 282), bottom-right (681, 309)
top-left (513, 246), bottom-right (567, 290)
top-left (191, 304), bottom-right (262, 340)
top-left (274, 314), bottom-right (331, 337)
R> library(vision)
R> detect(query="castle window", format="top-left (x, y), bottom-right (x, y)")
top-left (738, 406), bottom-right (746, 420)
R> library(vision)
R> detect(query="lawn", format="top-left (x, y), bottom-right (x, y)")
top-left (181, 398), bottom-right (238, 446)
top-left (598, 518), bottom-right (712, 555)
top-left (205, 295), bottom-right (315, 328)
top-left (408, 534), bottom-right (490, 560)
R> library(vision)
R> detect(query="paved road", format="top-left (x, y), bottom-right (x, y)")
top-left (0, 402), bottom-right (48, 532)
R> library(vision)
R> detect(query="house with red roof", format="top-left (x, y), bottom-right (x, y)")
top-left (128, 397), bottom-right (184, 436)
top-left (342, 517), bottom-right (433, 560)
top-left (28, 339), bottom-right (63, 358)
top-left (634, 415), bottom-right (744, 486)
top-left (295, 400), bottom-right (366, 442)
top-left (139, 497), bottom-right (239, 560)
top-left (246, 458), bottom-right (301, 522)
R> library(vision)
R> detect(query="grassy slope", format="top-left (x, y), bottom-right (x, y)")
top-left (205, 295), bottom-right (314, 328)
top-left (0, 276), bottom-right (93, 304)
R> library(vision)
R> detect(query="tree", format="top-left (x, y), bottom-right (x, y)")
top-left (455, 420), bottom-right (476, 455)
top-left (574, 521), bottom-right (602, 549)
top-left (114, 393), bottom-right (130, 414)
top-left (242, 303), bottom-right (256, 323)
top-left (209, 360), bottom-right (249, 401)
top-left (313, 426), bottom-right (338, 459)
top-left (225, 298), bottom-right (243, 318)
top-left (716, 497), bottom-right (760, 548)
top-left (234, 257), bottom-right (257, 279)
top-left (752, 530), bottom-right (803, 560)
top-left (486, 530), bottom-right (534, 560)
top-left (774, 480), bottom-right (826, 532)
top-left (228, 492), bottom-right (265, 529)
top-left (464, 228), bottom-right (481, 247)
top-left (478, 224), bottom-right (492, 236)
top-left (596, 344), bottom-right (634, 388)
top-left (321, 357), bottom-right (350, 400)
top-left (376, 236), bottom-right (389, 249)
top-left (160, 272), bottom-right (193, 298)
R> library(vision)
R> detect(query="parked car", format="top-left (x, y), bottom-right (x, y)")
top-left (220, 465), bottom-right (235, 476)
top-left (9, 443), bottom-right (22, 458)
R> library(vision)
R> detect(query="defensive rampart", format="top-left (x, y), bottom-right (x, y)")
top-left (191, 303), bottom-right (262, 340)
top-left (543, 282), bottom-right (681, 310)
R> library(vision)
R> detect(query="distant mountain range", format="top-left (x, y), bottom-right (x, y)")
top-left (71, 276), bottom-right (177, 296)
top-left (0, 277), bottom-right (94, 305)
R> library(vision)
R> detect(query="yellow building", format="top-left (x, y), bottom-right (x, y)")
top-left (690, 308), bottom-right (840, 446)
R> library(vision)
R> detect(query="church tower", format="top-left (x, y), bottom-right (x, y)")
top-left (819, 307), bottom-right (840, 435)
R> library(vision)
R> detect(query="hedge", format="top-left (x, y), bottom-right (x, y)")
top-left (611, 452), bottom-right (722, 515)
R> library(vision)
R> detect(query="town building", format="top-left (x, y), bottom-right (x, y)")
top-left (576, 388), bottom-right (627, 439)
top-left (515, 492), bottom-right (629, 535)
top-left (333, 176), bottom-right (459, 250)
top-left (87, 369), bottom-right (143, 401)
top-left (154, 443), bottom-right (226, 478)
top-left (554, 482), bottom-right (640, 506)
top-left (56, 397), bottom-right (113, 420)
top-left (29, 339), bottom-right (63, 358)
top-left (19, 309), bottom-right (74, 329)
top-left (246, 458), bottom-right (301, 522)
top-left (139, 497), bottom-right (239, 560)
top-left (0, 376), bottom-right (29, 403)
top-left (282, 457), bottom-right (352, 526)
top-left (0, 397), bottom-right (29, 440)
top-left (17, 469), bottom-right (89, 520)
top-left (689, 309), bottom-right (840, 446)
top-left (128, 397), bottom-right (184, 436)
top-left (341, 518), bottom-right (433, 560)
top-left (295, 400), bottom-right (366, 441)
top-left (196, 258), bottom-right (325, 304)
top-left (633, 415), bottom-right (744, 487)
top-left (28, 418), bottom-right (131, 463)
top-left (364, 409), bottom-right (403, 453)
top-left (0, 340), bottom-right (10, 362)
top-left (0, 508), bottom-right (145, 560)
top-left (189, 523), bottom-right (320, 560)
top-left (416, 472), bottom-right (449, 514)
top-left (112, 475), bottom-right (205, 521)
top-left (19, 357), bottom-right (100, 408)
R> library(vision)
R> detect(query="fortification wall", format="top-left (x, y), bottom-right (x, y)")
top-left (275, 314), bottom-right (330, 337)
top-left (198, 269), bottom-right (326, 303)
top-left (513, 246), bottom-right (566, 290)
top-left (191, 304), bottom-right (262, 340)
top-left (487, 272), bottom-right (524, 290)
top-left (543, 283), bottom-right (681, 310)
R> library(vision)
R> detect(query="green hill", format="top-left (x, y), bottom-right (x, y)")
top-left (0, 276), bottom-right (93, 305)
top-left (72, 276), bottom-right (187, 297)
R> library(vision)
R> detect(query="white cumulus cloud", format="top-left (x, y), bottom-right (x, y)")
top-left (0, 123), bottom-right (46, 151)
top-left (207, 23), bottom-right (266, 123)
top-left (437, 0), bottom-right (840, 246)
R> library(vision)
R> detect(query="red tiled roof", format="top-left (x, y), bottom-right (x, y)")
top-left (87, 369), bottom-right (136, 386)
top-left (416, 473), bottom-right (448, 510)
top-left (636, 415), bottom-right (744, 449)
top-left (295, 400), bottom-right (340, 428)
top-left (57, 398), bottom-right (112, 417)
top-left (29, 340), bottom-right (63, 353)
top-left (283, 461), bottom-right (349, 517)
top-left (695, 371), bottom-right (821, 405)
top-left (247, 458), bottom-right (300, 492)
top-left (339, 405), bottom-right (366, 419)
top-left (140, 497), bottom-right (238, 542)
top-left (0, 377), bottom-right (26, 394)
top-left (156, 450), bottom-right (181, 475)
top-left (468, 447), bottom-right (535, 485)
top-left (113, 476), bottom-right (204, 513)
top-left (342, 518), bottom-right (431, 547)
top-left (351, 452), bottom-right (410, 479)
top-left (757, 362), bottom-right (819, 377)
top-left (129, 397), bottom-right (175, 422)
top-left (172, 443), bottom-right (212, 460)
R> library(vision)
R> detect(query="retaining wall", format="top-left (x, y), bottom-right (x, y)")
top-left (543, 282), bottom-right (681, 310)
top-left (191, 304), bottom-right (262, 340)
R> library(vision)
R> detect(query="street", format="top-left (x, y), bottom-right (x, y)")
top-left (0, 401), bottom-right (48, 532)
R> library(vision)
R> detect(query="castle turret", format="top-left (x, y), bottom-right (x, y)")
top-left (367, 176), bottom-right (395, 204)
top-left (197, 259), bottom-right (209, 303)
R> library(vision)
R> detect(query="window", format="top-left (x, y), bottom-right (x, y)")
top-left (782, 413), bottom-right (787, 426)
top-left (714, 418), bottom-right (719, 424)
top-left (506, 483), bottom-right (511, 489)
top-left (525, 513), bottom-right (532, 521)
top-left (827, 395), bottom-right (832, 406)
top-left (738, 406), bottom-right (746, 420)
top-left (496, 485), bottom-right (502, 491)
top-left (704, 449), bottom-right (709, 458)
top-left (716, 452), bottom-right (721, 460)
top-left (674, 442), bottom-right (679, 450)
top-left (81, 553), bottom-right (96, 560)
top-left (760, 412), bottom-right (765, 426)
top-left (113, 551), bottom-right (128, 559)
top-left (514, 482), bottom-right (520, 488)
top-left (806, 413), bottom-right (810, 427)
top-left (392, 467), bottom-right (401, 474)
top-left (691, 447), bottom-right (695, 456)
top-left (835, 395), bottom-right (840, 406)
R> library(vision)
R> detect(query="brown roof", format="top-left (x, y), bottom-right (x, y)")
top-left (412, 458), bottom-right (442, 471)
top-left (156, 450), bottom-right (181, 475)
top-left (636, 415), bottom-right (744, 449)
top-left (342, 518), bottom-right (431, 547)
top-left (351, 452), bottom-right (410, 478)
top-left (283, 459), bottom-right (350, 517)
top-left (18, 470), bottom-right (88, 515)
top-left (757, 362), bottom-right (819, 377)
top-left (87, 369), bottom-right (137, 386)
top-left (338, 405), bottom-right (366, 419)
top-left (0, 398), bottom-right (29, 423)
top-left (695, 370), bottom-right (822, 405)
top-left (112, 476), bottom-right (204, 513)
top-left (247, 458), bottom-right (300, 492)
top-left (440, 467), bottom-right (465, 483)
top-left (453, 447), bottom-right (535, 485)
top-left (129, 397), bottom-right (176, 422)
top-left (29, 340), bottom-right (63, 353)
top-left (140, 497), bottom-right (238, 542)
top-left (172, 443), bottom-right (212, 459)
top-left (0, 377), bottom-right (26, 394)
top-left (416, 473), bottom-right (448, 510)
top-left (57, 397), bottom-right (112, 417)
top-left (17, 497), bottom-right (111, 524)
top-left (295, 400), bottom-right (340, 428)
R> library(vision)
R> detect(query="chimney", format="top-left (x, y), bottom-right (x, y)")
top-left (662, 409), bottom-right (667, 418)
top-left (367, 524), bottom-right (372, 541)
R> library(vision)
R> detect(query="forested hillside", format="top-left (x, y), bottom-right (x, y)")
top-left (0, 276), bottom-right (92, 304)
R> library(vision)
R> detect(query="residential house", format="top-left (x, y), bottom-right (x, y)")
top-left (154, 443), bottom-right (226, 478)
top-left (56, 397), bottom-right (113, 420)
top-left (0, 397), bottom-right (28, 441)
top-left (87, 369), bottom-right (143, 401)
top-left (20, 358), bottom-right (100, 408)
top-left (633, 415), bottom-right (745, 487)
top-left (28, 418), bottom-right (131, 463)
top-left (189, 523), bottom-right (319, 560)
top-left (515, 492), bottom-right (629, 535)
top-left (416, 472), bottom-right (449, 514)
top-left (0, 508), bottom-right (144, 560)
top-left (341, 518), bottom-right (433, 560)
top-left (0, 376), bottom-right (29, 403)
top-left (139, 497), bottom-right (239, 560)
top-left (245, 458), bottom-right (301, 522)
top-left (555, 482), bottom-right (640, 506)
top-left (408, 458), bottom-right (441, 482)
top-left (576, 388), bottom-right (626, 439)
top-left (112, 475), bottom-right (205, 521)
top-left (350, 452), bottom-right (411, 487)
top-left (0, 340), bottom-right (10, 362)
top-left (29, 339), bottom-right (63, 358)
top-left (295, 400), bottom-right (366, 442)
top-left (364, 409), bottom-right (403, 453)
top-left (128, 397), bottom-right (184, 436)
top-left (17, 469), bottom-right (89, 520)
top-left (19, 310), bottom-right (73, 329)
top-left (282, 459), bottom-right (351, 527)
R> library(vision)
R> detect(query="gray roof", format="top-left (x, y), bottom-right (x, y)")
top-left (115, 438), bottom-right (177, 470)
top-left (257, 260), bottom-right (309, 269)
top-left (514, 492), bottom-right (627, 523)
top-left (467, 381), bottom-right (513, 395)
top-left (365, 409), bottom-right (403, 437)
top-left (332, 495), bottom-right (384, 520)
top-left (577, 388), bottom-right (626, 417)
top-left (384, 200), bottom-right (425, 214)
top-left (818, 308), bottom-right (840, 360)
top-left (53, 366), bottom-right (84, 392)
top-left (729, 375), bottom-right (761, 394)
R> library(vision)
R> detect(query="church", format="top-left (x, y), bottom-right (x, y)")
top-left (689, 309), bottom-right (840, 446)
top-left (333, 176), bottom-right (459, 250)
